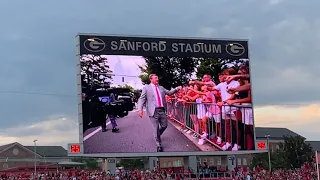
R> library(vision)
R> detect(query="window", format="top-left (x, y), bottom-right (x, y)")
top-left (178, 160), bottom-right (182, 167)
top-left (202, 158), bottom-right (207, 163)
top-left (243, 158), bottom-right (247, 166)
top-left (173, 160), bottom-right (182, 167)
top-left (197, 157), bottom-right (201, 164)
top-left (168, 162), bottom-right (172, 167)
top-left (163, 163), bottom-right (167, 167)
top-left (173, 161), bottom-right (177, 167)
top-left (276, 145), bottom-right (280, 150)
top-left (209, 158), bottom-right (214, 166)
top-left (216, 157), bottom-right (221, 166)
top-left (237, 158), bottom-right (242, 166)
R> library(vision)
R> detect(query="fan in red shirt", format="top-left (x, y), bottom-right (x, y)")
top-left (174, 89), bottom-right (186, 129)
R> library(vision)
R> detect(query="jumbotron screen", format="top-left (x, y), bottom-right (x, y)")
top-left (76, 34), bottom-right (255, 157)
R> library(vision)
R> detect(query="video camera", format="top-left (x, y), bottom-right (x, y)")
top-left (82, 85), bottom-right (135, 132)
top-left (94, 87), bottom-right (134, 117)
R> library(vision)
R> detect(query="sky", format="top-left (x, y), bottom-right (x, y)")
top-left (0, 0), bottom-right (320, 148)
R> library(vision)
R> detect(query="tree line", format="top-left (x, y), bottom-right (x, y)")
top-left (138, 57), bottom-right (248, 89)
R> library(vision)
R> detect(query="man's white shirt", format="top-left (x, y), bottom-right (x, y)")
top-left (214, 81), bottom-right (240, 101)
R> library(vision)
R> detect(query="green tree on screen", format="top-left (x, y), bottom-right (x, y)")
top-left (197, 58), bottom-right (249, 83)
top-left (138, 57), bottom-right (198, 89)
top-left (133, 89), bottom-right (142, 102)
top-left (80, 55), bottom-right (113, 87)
top-left (117, 84), bottom-right (134, 92)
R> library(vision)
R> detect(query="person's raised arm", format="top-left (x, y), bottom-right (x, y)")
top-left (190, 80), bottom-right (215, 87)
top-left (225, 74), bottom-right (250, 83)
top-left (226, 90), bottom-right (252, 105)
top-left (228, 83), bottom-right (251, 94)
top-left (188, 88), bottom-right (206, 96)
top-left (186, 94), bottom-right (200, 102)
top-left (162, 86), bottom-right (182, 95)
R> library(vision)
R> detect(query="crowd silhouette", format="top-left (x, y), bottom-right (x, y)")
top-left (0, 163), bottom-right (317, 179)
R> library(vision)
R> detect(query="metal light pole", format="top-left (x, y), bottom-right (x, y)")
top-left (33, 140), bottom-right (38, 179)
top-left (265, 135), bottom-right (271, 172)
top-left (316, 151), bottom-right (320, 180)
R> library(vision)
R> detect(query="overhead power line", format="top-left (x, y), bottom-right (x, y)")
top-left (0, 74), bottom-right (141, 97)
top-left (0, 90), bottom-right (76, 97)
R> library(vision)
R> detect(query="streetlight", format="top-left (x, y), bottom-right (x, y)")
top-left (265, 135), bottom-right (271, 172)
top-left (33, 140), bottom-right (37, 179)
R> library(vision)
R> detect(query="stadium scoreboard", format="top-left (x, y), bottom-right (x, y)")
top-left (67, 33), bottom-right (268, 157)
top-left (68, 143), bottom-right (82, 154)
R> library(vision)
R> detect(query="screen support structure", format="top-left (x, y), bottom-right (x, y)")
top-left (76, 36), bottom-right (85, 154)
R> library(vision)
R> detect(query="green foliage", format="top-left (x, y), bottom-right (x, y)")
top-left (138, 65), bottom-right (150, 85)
top-left (117, 159), bottom-right (144, 169)
top-left (250, 152), bottom-right (285, 170)
top-left (138, 57), bottom-right (198, 89)
top-left (80, 55), bottom-right (113, 86)
top-left (250, 135), bottom-right (314, 170)
top-left (250, 152), bottom-right (269, 169)
top-left (196, 58), bottom-right (248, 83)
top-left (117, 84), bottom-right (134, 92)
top-left (277, 135), bottom-right (314, 169)
top-left (133, 89), bottom-right (142, 102)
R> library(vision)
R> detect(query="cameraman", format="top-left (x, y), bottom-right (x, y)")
top-left (89, 95), bottom-right (108, 132)
top-left (106, 92), bottom-right (119, 133)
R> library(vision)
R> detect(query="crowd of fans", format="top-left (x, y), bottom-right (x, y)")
top-left (0, 164), bottom-right (318, 179)
top-left (165, 65), bottom-right (254, 151)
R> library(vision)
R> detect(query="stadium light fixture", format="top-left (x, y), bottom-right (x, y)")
top-left (265, 135), bottom-right (271, 172)
top-left (33, 140), bottom-right (38, 178)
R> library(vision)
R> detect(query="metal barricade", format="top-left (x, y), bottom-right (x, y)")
top-left (168, 100), bottom-right (254, 151)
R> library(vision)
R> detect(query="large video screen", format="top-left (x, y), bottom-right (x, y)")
top-left (77, 35), bottom-right (254, 156)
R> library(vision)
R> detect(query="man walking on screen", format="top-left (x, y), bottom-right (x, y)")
top-left (138, 74), bottom-right (182, 152)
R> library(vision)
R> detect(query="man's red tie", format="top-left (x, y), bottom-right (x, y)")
top-left (155, 86), bottom-right (162, 107)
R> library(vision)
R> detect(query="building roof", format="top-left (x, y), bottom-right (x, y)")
top-left (306, 141), bottom-right (320, 151)
top-left (24, 146), bottom-right (67, 157)
top-left (255, 127), bottom-right (303, 140)
top-left (58, 161), bottom-right (84, 165)
top-left (0, 143), bottom-right (16, 152)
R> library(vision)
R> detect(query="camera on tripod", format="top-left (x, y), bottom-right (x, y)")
top-left (82, 85), bottom-right (135, 132)
top-left (95, 87), bottom-right (134, 117)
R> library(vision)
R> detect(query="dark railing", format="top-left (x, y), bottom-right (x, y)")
top-left (167, 100), bottom-right (255, 151)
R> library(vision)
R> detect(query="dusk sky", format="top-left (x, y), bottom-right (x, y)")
top-left (0, 0), bottom-right (320, 147)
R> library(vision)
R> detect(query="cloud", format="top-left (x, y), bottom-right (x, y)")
top-left (255, 104), bottom-right (320, 140)
top-left (0, 116), bottom-right (78, 148)
top-left (269, 0), bottom-right (285, 5)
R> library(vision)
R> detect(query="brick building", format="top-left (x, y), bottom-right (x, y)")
top-left (0, 142), bottom-right (71, 171)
